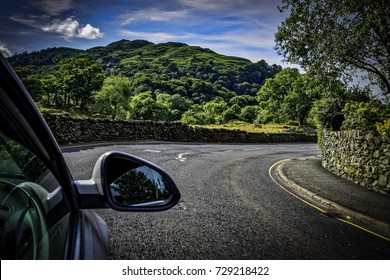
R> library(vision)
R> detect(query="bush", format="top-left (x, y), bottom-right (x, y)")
top-left (310, 97), bottom-right (345, 131)
top-left (341, 100), bottom-right (389, 132)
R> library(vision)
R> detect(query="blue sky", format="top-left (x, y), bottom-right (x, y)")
top-left (0, 0), bottom-right (292, 66)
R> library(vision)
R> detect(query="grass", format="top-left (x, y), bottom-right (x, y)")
top-left (37, 105), bottom-right (91, 118)
top-left (196, 121), bottom-right (287, 134)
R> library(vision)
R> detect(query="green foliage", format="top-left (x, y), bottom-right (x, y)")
top-left (239, 106), bottom-right (259, 123)
top-left (129, 92), bottom-right (169, 121)
top-left (276, 0), bottom-right (390, 95)
top-left (14, 67), bottom-right (43, 102)
top-left (93, 76), bottom-right (131, 119)
top-left (376, 119), bottom-right (390, 136)
top-left (307, 84), bottom-right (377, 145)
top-left (8, 47), bottom-right (84, 67)
top-left (257, 68), bottom-right (300, 123)
top-left (57, 54), bottom-right (105, 110)
top-left (180, 104), bottom-right (205, 125)
top-left (310, 97), bottom-right (345, 131)
top-left (156, 93), bottom-right (193, 121)
top-left (9, 39), bottom-right (280, 105)
top-left (256, 68), bottom-right (322, 125)
top-left (341, 100), bottom-right (390, 131)
top-left (222, 104), bottom-right (242, 123)
top-left (11, 38), bottom-right (387, 145)
top-left (179, 100), bottom-right (228, 125)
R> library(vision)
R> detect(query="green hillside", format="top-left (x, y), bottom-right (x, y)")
top-left (8, 39), bottom-right (284, 124)
top-left (9, 39), bottom-right (280, 95)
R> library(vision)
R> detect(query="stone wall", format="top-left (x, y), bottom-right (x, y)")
top-left (42, 113), bottom-right (316, 146)
top-left (322, 129), bottom-right (390, 195)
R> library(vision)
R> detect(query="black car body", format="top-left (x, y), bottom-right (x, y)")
top-left (0, 54), bottom-right (180, 259)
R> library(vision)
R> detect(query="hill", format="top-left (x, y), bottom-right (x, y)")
top-left (9, 39), bottom-right (281, 96)
top-left (8, 39), bottom-right (283, 123)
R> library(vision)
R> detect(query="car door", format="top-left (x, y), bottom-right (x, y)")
top-left (0, 54), bottom-right (82, 259)
top-left (0, 53), bottom-right (181, 259)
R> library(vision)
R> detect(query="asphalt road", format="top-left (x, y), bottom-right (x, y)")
top-left (62, 142), bottom-right (390, 259)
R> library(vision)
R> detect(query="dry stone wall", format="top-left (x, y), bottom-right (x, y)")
top-left (42, 113), bottom-right (316, 146)
top-left (322, 129), bottom-right (390, 195)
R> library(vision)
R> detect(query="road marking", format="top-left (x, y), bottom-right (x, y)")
top-left (144, 149), bottom-right (161, 153)
top-left (176, 153), bottom-right (188, 162)
top-left (243, 148), bottom-right (264, 151)
top-left (268, 159), bottom-right (390, 242)
top-left (268, 159), bottom-right (327, 214)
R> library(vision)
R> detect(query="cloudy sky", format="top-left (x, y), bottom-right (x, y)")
top-left (0, 0), bottom-right (292, 66)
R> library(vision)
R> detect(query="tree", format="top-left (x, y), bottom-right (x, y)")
top-left (180, 104), bottom-right (204, 124)
top-left (282, 74), bottom-right (323, 126)
top-left (156, 93), bottom-right (193, 121)
top-left (93, 76), bottom-right (131, 119)
top-left (14, 67), bottom-right (43, 102)
top-left (256, 68), bottom-right (300, 123)
top-left (39, 75), bottom-right (62, 107)
top-left (239, 106), bottom-right (259, 123)
top-left (203, 99), bottom-right (228, 124)
top-left (222, 104), bottom-right (241, 123)
top-left (275, 0), bottom-right (390, 95)
top-left (57, 54), bottom-right (104, 109)
top-left (129, 92), bottom-right (169, 121)
top-left (229, 95), bottom-right (256, 107)
top-left (310, 97), bottom-right (346, 131)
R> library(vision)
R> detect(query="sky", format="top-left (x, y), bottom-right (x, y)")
top-left (0, 0), bottom-right (292, 67)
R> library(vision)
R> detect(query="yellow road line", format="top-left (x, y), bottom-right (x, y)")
top-left (268, 159), bottom-right (327, 214)
top-left (268, 159), bottom-right (390, 243)
top-left (336, 218), bottom-right (390, 242)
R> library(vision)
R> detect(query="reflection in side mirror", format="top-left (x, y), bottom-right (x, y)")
top-left (110, 165), bottom-right (172, 207)
top-left (100, 152), bottom-right (180, 211)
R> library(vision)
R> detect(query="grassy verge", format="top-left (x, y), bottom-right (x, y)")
top-left (196, 121), bottom-right (287, 134)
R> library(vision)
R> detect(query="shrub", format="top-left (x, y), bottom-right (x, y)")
top-left (310, 97), bottom-right (345, 131)
top-left (341, 100), bottom-right (390, 132)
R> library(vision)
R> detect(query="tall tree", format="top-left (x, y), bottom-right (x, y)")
top-left (275, 0), bottom-right (390, 95)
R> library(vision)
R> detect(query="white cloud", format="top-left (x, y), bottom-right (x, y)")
top-left (10, 16), bottom-right (103, 40)
top-left (120, 8), bottom-right (189, 26)
top-left (42, 17), bottom-right (103, 39)
top-left (0, 42), bottom-right (12, 57)
top-left (78, 23), bottom-right (103, 39)
top-left (30, 0), bottom-right (74, 16)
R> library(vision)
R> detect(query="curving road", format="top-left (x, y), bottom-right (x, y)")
top-left (62, 142), bottom-right (390, 259)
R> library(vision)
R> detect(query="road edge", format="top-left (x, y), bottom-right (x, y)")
top-left (270, 157), bottom-right (390, 241)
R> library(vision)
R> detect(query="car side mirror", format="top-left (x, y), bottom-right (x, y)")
top-left (75, 152), bottom-right (180, 211)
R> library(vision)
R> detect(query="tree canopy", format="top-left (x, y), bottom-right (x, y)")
top-left (275, 0), bottom-right (390, 95)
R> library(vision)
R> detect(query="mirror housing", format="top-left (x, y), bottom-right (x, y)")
top-left (75, 152), bottom-right (180, 211)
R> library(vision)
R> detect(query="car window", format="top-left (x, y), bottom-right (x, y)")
top-left (0, 130), bottom-right (70, 259)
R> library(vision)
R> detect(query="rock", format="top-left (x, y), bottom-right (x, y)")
top-left (378, 175), bottom-right (388, 187)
